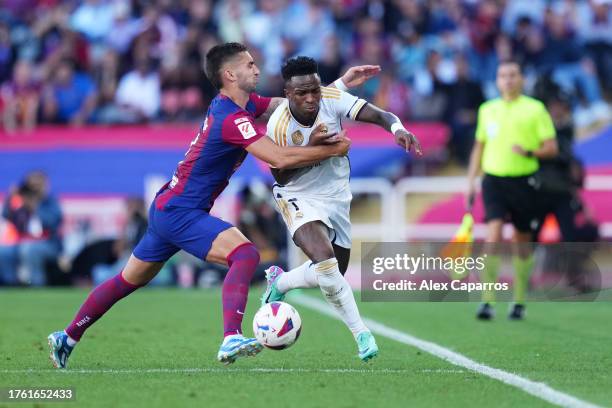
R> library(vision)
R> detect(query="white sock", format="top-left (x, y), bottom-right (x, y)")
top-left (64, 331), bottom-right (78, 346)
top-left (276, 261), bottom-right (318, 293)
top-left (315, 258), bottom-right (368, 338)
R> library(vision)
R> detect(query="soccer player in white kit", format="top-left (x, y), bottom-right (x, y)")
top-left (261, 56), bottom-right (422, 361)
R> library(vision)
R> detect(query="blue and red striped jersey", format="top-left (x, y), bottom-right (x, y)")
top-left (155, 93), bottom-right (271, 211)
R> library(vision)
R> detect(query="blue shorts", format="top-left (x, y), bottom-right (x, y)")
top-left (133, 203), bottom-right (233, 263)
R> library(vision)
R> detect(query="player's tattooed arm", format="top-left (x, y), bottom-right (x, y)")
top-left (258, 97), bottom-right (285, 122)
top-left (355, 103), bottom-right (422, 155)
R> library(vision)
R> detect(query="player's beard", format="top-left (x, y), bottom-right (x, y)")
top-left (237, 76), bottom-right (257, 94)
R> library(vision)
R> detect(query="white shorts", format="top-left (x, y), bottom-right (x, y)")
top-left (272, 186), bottom-right (352, 249)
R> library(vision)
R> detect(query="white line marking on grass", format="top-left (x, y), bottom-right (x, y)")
top-left (1, 368), bottom-right (421, 375)
top-left (291, 294), bottom-right (603, 408)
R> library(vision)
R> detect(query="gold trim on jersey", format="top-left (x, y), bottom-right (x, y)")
top-left (274, 107), bottom-right (291, 146)
top-left (350, 99), bottom-right (367, 120)
top-left (321, 86), bottom-right (341, 99)
top-left (277, 198), bottom-right (293, 228)
top-left (321, 86), bottom-right (341, 94)
top-left (279, 108), bottom-right (291, 146)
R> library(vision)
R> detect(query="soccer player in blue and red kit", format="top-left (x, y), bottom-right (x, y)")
top-left (47, 42), bottom-right (380, 367)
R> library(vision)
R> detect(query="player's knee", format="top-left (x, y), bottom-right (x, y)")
top-left (309, 246), bottom-right (335, 264)
top-left (295, 234), bottom-right (334, 263)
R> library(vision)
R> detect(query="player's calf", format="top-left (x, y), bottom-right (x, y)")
top-left (222, 242), bottom-right (260, 337)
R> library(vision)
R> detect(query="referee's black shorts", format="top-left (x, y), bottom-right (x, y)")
top-left (481, 173), bottom-right (541, 232)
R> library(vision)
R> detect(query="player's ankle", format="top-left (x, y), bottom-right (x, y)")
top-left (64, 331), bottom-right (78, 347)
top-left (223, 332), bottom-right (243, 340)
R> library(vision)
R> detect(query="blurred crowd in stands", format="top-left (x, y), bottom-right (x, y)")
top-left (0, 0), bottom-right (609, 287)
top-left (0, 171), bottom-right (288, 287)
top-left (0, 0), bottom-right (610, 136)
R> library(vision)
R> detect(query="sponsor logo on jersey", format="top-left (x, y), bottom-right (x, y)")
top-left (291, 130), bottom-right (304, 145)
top-left (169, 174), bottom-right (178, 189)
top-left (237, 121), bottom-right (257, 139)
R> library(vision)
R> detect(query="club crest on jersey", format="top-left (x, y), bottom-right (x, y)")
top-left (237, 121), bottom-right (257, 139)
top-left (291, 130), bottom-right (304, 145)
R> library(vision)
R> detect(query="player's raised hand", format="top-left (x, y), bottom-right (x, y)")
top-left (340, 65), bottom-right (382, 88)
top-left (395, 129), bottom-right (422, 156)
top-left (308, 123), bottom-right (337, 146)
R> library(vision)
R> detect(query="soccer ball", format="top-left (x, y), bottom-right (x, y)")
top-left (253, 301), bottom-right (302, 350)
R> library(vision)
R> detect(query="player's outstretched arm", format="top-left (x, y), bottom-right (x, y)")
top-left (355, 103), bottom-right (422, 155)
top-left (246, 130), bottom-right (351, 170)
top-left (331, 65), bottom-right (382, 90)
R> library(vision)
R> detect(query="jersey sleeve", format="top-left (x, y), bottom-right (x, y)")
top-left (535, 102), bottom-right (556, 141)
top-left (222, 112), bottom-right (265, 147)
top-left (322, 86), bottom-right (367, 120)
top-left (249, 93), bottom-right (272, 118)
top-left (475, 105), bottom-right (487, 142)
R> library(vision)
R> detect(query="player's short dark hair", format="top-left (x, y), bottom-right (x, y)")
top-left (498, 58), bottom-right (523, 74)
top-left (281, 56), bottom-right (319, 82)
top-left (205, 42), bottom-right (248, 90)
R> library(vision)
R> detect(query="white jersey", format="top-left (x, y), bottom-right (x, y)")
top-left (266, 86), bottom-right (367, 198)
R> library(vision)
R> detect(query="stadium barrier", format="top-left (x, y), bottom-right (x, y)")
top-left (287, 175), bottom-right (612, 269)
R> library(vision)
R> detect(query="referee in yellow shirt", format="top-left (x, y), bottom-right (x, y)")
top-left (466, 59), bottom-right (558, 320)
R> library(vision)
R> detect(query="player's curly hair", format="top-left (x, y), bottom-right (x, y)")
top-left (281, 56), bottom-right (319, 82)
top-left (205, 42), bottom-right (248, 90)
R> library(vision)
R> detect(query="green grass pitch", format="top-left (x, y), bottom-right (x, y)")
top-left (0, 288), bottom-right (610, 408)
